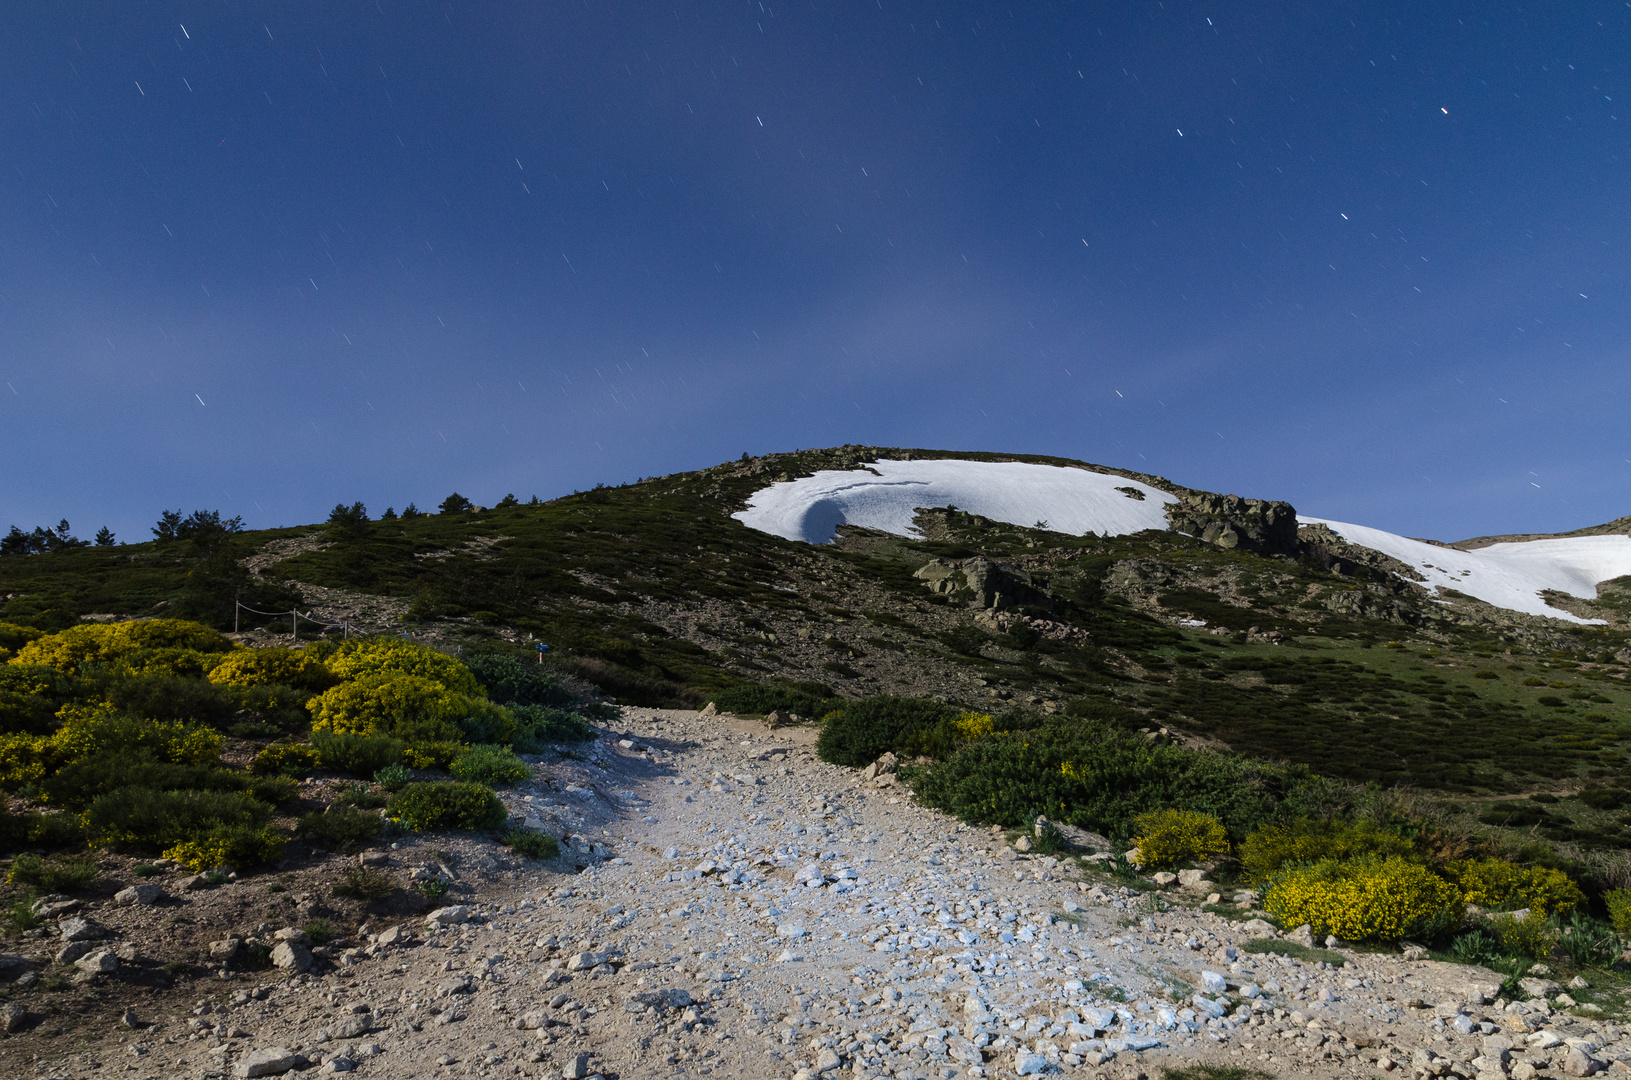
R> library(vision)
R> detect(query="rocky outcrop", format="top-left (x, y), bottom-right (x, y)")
top-left (913, 557), bottom-right (1054, 612)
top-left (1166, 493), bottom-right (1300, 556)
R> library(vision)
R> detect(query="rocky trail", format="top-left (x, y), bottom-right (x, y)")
top-left (2, 709), bottom-right (1620, 1080)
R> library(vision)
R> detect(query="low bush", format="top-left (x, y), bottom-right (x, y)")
top-left (1443, 859), bottom-right (1585, 916)
top-left (81, 787), bottom-right (274, 853)
top-left (451, 699), bottom-right (516, 746)
top-left (1605, 888), bottom-right (1631, 936)
top-left (326, 637), bottom-right (480, 694)
top-left (386, 781), bottom-right (506, 831)
top-left (107, 649), bottom-right (223, 682)
top-left (510, 705), bottom-right (595, 749)
top-left (11, 619), bottom-right (235, 671)
top-left (710, 683), bottom-right (839, 720)
top-left (331, 865), bottom-right (394, 901)
top-left (1490, 910), bottom-right (1558, 960)
top-left (163, 824), bottom-right (286, 871)
top-left (499, 828), bottom-right (560, 860)
top-left (1131, 809), bottom-right (1229, 869)
top-left (402, 741), bottom-right (464, 769)
top-left (6, 853), bottom-right (99, 893)
top-left (335, 784), bottom-right (387, 810)
top-left (310, 730), bottom-right (405, 778)
top-left (1557, 911), bottom-right (1620, 968)
top-left (305, 672), bottom-right (471, 743)
top-left (464, 652), bottom-right (574, 707)
top-left (815, 696), bottom-right (961, 768)
top-left (1263, 857), bottom-right (1464, 942)
top-left (449, 744), bottom-right (530, 788)
top-left (252, 744), bottom-right (319, 777)
top-left (373, 763), bottom-right (412, 792)
top-left (297, 805), bottom-right (382, 852)
top-left (207, 647), bottom-right (335, 691)
top-left (1239, 818), bottom-right (1417, 881)
top-left (913, 718), bottom-right (1320, 840)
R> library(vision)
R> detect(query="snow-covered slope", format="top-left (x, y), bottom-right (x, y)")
top-left (1301, 517), bottom-right (1631, 624)
top-left (733, 459), bottom-right (1175, 545)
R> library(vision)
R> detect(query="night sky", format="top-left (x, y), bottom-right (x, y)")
top-left (4, 3), bottom-right (1630, 544)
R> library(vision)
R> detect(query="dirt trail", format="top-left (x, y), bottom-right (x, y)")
top-left (6, 709), bottom-right (1607, 1080)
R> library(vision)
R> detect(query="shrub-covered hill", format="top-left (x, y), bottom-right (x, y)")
top-left (5, 445), bottom-right (1631, 811)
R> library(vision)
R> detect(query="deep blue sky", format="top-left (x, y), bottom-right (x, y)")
top-left (4, 2), bottom-right (1630, 544)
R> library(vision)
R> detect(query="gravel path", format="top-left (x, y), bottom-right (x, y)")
top-left (13, 709), bottom-right (1624, 1080)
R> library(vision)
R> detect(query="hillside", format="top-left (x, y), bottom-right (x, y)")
top-left (6, 445), bottom-right (1631, 815)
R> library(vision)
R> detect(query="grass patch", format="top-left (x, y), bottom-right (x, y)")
top-left (498, 828), bottom-right (559, 860)
top-left (1240, 937), bottom-right (1346, 965)
top-left (6, 854), bottom-right (99, 893)
top-left (1162, 1068), bottom-right (1273, 1080)
top-left (296, 805), bottom-right (382, 853)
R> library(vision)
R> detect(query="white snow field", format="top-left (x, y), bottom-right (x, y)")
top-left (733, 458), bottom-right (1175, 545)
top-left (1300, 517), bottom-right (1631, 624)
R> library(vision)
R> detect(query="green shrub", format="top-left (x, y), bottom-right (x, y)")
top-left (335, 784), bottom-right (387, 810)
top-left (403, 741), bottom-right (464, 769)
top-left (1239, 818), bottom-right (1417, 881)
top-left (386, 782), bottom-right (506, 831)
top-left (451, 699), bottom-right (517, 746)
top-left (45, 755), bottom-right (242, 808)
top-left (913, 718), bottom-right (1319, 840)
top-left (449, 744), bottom-right (530, 788)
top-left (815, 696), bottom-right (961, 767)
top-left (247, 775), bottom-right (299, 806)
top-left (81, 787), bottom-right (274, 853)
top-left (1263, 857), bottom-right (1464, 943)
top-left (1443, 859), bottom-right (1585, 916)
top-left (6, 853), bottom-right (99, 893)
top-left (510, 705), bottom-right (595, 749)
top-left (1557, 912), bottom-right (1620, 968)
top-left (252, 744), bottom-right (319, 777)
top-left (310, 730), bottom-right (405, 778)
top-left (373, 763), bottom-right (412, 792)
top-left (709, 683), bottom-right (838, 720)
top-left (331, 865), bottom-right (394, 902)
top-left (1579, 789), bottom-right (1631, 810)
top-left (464, 653), bottom-right (574, 707)
top-left (297, 806), bottom-right (381, 852)
top-left (499, 828), bottom-right (559, 860)
top-left (1131, 809), bottom-right (1229, 869)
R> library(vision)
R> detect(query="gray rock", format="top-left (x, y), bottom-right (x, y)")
top-left (1166, 492), bottom-right (1301, 556)
top-left (209, 938), bottom-right (242, 962)
top-left (374, 925), bottom-right (411, 947)
top-left (321, 1058), bottom-right (354, 1074)
top-left (860, 752), bottom-right (899, 780)
top-left (1286, 924), bottom-right (1317, 948)
top-left (566, 950), bottom-right (608, 971)
top-left (0, 1002), bottom-right (28, 1033)
top-left (1241, 918), bottom-right (1278, 938)
top-left (1520, 977), bottom-right (1562, 999)
top-left (234, 1047), bottom-right (307, 1078)
top-left (269, 942), bottom-right (311, 972)
top-left (626, 988), bottom-right (691, 1013)
top-left (814, 1047), bottom-right (842, 1074)
top-left (73, 949), bottom-right (119, 976)
top-left (31, 897), bottom-right (82, 919)
top-left (1015, 1050), bottom-right (1049, 1075)
top-left (56, 917), bottom-right (107, 942)
top-left (1012, 835), bottom-right (1033, 853)
top-left (55, 941), bottom-right (95, 965)
top-left (436, 976), bottom-right (474, 997)
top-left (563, 1052), bottom-right (591, 1079)
top-left (1200, 971), bottom-right (1227, 994)
top-left (1565, 1046), bottom-right (1602, 1076)
top-left (114, 883), bottom-right (166, 906)
top-left (329, 1014), bottom-right (373, 1039)
top-left (178, 874), bottom-right (213, 891)
top-left (425, 905), bottom-right (469, 927)
top-left (273, 927), bottom-right (311, 944)
top-left (1177, 868), bottom-right (1212, 890)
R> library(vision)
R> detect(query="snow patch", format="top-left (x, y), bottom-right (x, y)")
top-left (1301, 517), bottom-right (1631, 624)
top-left (733, 459), bottom-right (1175, 545)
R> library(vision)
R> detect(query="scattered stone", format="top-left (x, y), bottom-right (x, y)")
top-left (209, 938), bottom-right (242, 963)
top-left (1176, 868), bottom-right (1212, 890)
top-left (566, 950), bottom-right (608, 971)
top-left (426, 905), bottom-right (470, 927)
top-left (1200, 970), bottom-right (1227, 994)
top-left (1012, 835), bottom-right (1033, 853)
top-left (1015, 1049), bottom-right (1049, 1075)
top-left (1151, 872), bottom-right (1177, 887)
top-left (563, 1052), bottom-right (592, 1079)
top-left (72, 949), bottom-right (119, 976)
top-left (114, 883), bottom-right (166, 906)
top-left (234, 1047), bottom-right (307, 1078)
top-left (0, 1002), bottom-right (28, 1034)
top-left (56, 917), bottom-right (107, 942)
top-left (269, 941), bottom-right (312, 972)
top-left (1286, 923), bottom-right (1317, 948)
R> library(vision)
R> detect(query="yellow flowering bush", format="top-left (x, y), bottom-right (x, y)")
top-left (1130, 809), bottom-right (1229, 869)
top-left (1239, 818), bottom-right (1416, 880)
top-left (1491, 910), bottom-right (1559, 959)
top-left (403, 741), bottom-right (466, 769)
top-left (0, 733), bottom-right (55, 787)
top-left (1443, 858), bottom-right (1585, 916)
top-left (953, 711), bottom-right (998, 740)
top-left (1605, 889), bottom-right (1631, 936)
top-left (10, 619), bottom-right (235, 671)
top-left (51, 703), bottom-right (222, 766)
top-left (327, 638), bottom-right (479, 694)
top-left (1264, 857), bottom-right (1464, 942)
top-left (208, 647), bottom-right (335, 691)
top-left (307, 672), bottom-right (468, 742)
top-left (111, 647), bottom-right (222, 679)
top-left (0, 622), bottom-right (44, 653)
top-left (163, 826), bottom-right (286, 871)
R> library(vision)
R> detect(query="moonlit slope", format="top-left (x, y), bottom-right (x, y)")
top-left (1301, 517), bottom-right (1631, 624)
top-left (733, 459), bottom-right (1175, 545)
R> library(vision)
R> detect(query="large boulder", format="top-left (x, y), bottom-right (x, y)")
top-left (1166, 492), bottom-right (1300, 556)
top-left (913, 557), bottom-right (1054, 612)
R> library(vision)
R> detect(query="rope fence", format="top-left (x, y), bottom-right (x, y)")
top-left (233, 600), bottom-right (364, 639)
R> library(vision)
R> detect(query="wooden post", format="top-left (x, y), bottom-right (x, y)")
top-left (234, 601), bottom-right (239, 634)
top-left (292, 610), bottom-right (298, 641)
